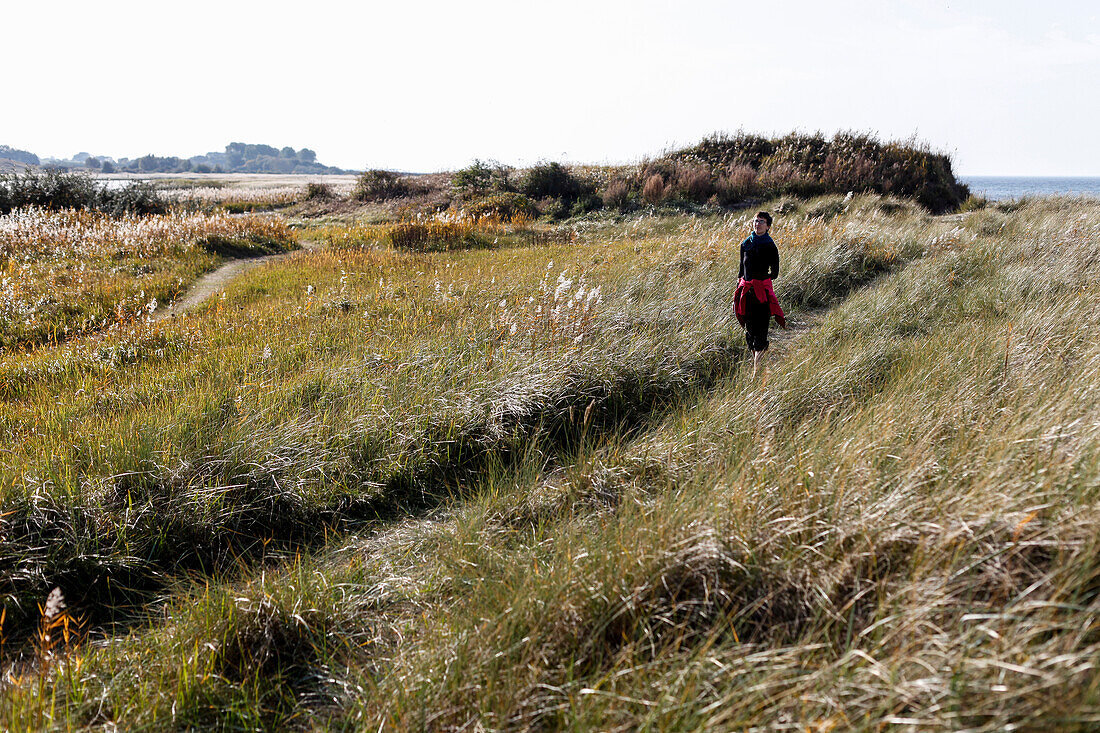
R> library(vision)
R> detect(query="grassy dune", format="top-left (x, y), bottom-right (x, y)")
top-left (2, 195), bottom-right (1098, 730)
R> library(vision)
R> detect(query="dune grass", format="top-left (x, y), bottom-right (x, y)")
top-left (2, 195), bottom-right (1098, 730)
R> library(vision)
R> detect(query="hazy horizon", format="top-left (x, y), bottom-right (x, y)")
top-left (4, 0), bottom-right (1097, 177)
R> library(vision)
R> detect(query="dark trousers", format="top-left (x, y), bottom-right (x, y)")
top-left (743, 292), bottom-right (771, 352)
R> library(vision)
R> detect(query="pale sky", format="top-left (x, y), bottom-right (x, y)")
top-left (4, 0), bottom-right (1098, 175)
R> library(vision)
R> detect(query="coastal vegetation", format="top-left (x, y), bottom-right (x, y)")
top-left (1, 133), bottom-right (1097, 729)
top-left (0, 191), bottom-right (295, 349)
top-left (1, 143), bottom-right (347, 175)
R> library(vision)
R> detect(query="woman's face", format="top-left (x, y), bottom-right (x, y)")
top-left (752, 217), bottom-right (769, 235)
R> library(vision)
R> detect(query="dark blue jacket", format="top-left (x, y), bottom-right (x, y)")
top-left (738, 233), bottom-right (779, 281)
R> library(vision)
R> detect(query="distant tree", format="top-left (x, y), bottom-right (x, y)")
top-left (228, 143), bottom-right (279, 160)
top-left (100, 160), bottom-right (115, 173)
top-left (85, 157), bottom-right (102, 169)
top-left (280, 146), bottom-right (297, 158)
top-left (0, 145), bottom-right (40, 166)
top-left (193, 163), bottom-right (212, 173)
top-left (298, 148), bottom-right (317, 164)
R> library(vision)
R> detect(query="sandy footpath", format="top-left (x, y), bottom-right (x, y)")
top-left (157, 238), bottom-right (319, 320)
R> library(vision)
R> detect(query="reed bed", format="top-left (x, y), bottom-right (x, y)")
top-left (4, 196), bottom-right (1097, 730)
top-left (169, 185), bottom-right (304, 207)
top-left (169, 182), bottom-right (355, 211)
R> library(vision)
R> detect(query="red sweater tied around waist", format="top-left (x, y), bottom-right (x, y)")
top-left (734, 278), bottom-right (787, 329)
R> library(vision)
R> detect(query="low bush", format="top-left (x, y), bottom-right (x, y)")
top-left (717, 163), bottom-right (758, 204)
top-left (0, 169), bottom-right (100, 212)
top-left (802, 195), bottom-right (848, 222)
top-left (304, 182), bottom-right (334, 200)
top-left (463, 192), bottom-right (538, 222)
top-left (354, 170), bottom-right (412, 201)
top-left (98, 181), bottom-right (167, 216)
top-left (570, 193), bottom-right (603, 217)
top-left (603, 179), bottom-right (632, 210)
top-left (521, 162), bottom-right (592, 203)
top-left (0, 169), bottom-right (167, 215)
top-left (673, 164), bottom-right (715, 203)
top-left (453, 160), bottom-right (493, 197)
top-left (641, 174), bottom-right (665, 205)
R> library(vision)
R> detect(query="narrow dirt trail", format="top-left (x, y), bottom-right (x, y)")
top-left (156, 238), bottom-right (320, 320)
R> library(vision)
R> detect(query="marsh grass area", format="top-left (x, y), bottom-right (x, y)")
top-left (2, 192), bottom-right (1100, 731)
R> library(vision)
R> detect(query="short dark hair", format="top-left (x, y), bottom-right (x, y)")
top-left (754, 211), bottom-right (772, 227)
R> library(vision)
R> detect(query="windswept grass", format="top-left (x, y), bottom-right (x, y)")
top-left (345, 197), bottom-right (1100, 730)
top-left (3, 196), bottom-right (1098, 730)
top-left (0, 199), bottom-right (925, 639)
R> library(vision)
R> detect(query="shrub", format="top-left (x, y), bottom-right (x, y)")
top-left (543, 199), bottom-right (570, 220)
top-left (677, 131), bottom-right (775, 169)
top-left (488, 161), bottom-right (516, 192)
top-left (603, 179), bottom-right (632, 210)
top-left (673, 164), bottom-right (715, 203)
top-left (715, 164), bottom-right (757, 204)
top-left (639, 159), bottom-right (676, 184)
top-left (0, 169), bottom-right (166, 215)
top-left (803, 195), bottom-right (848, 221)
top-left (642, 174), bottom-right (665, 205)
top-left (0, 169), bottom-right (100, 213)
top-left (570, 193), bottom-right (603, 217)
top-left (521, 162), bottom-right (590, 202)
top-left (726, 164), bottom-right (756, 193)
top-left (463, 193), bottom-right (538, 222)
top-left (453, 160), bottom-right (493, 197)
top-left (354, 170), bottom-right (411, 201)
top-left (822, 151), bottom-right (875, 191)
top-left (304, 182), bottom-right (334, 200)
top-left (97, 182), bottom-right (167, 216)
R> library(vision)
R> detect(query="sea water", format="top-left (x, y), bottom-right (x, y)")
top-left (960, 177), bottom-right (1100, 201)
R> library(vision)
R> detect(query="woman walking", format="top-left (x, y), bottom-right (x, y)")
top-left (734, 211), bottom-right (786, 378)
